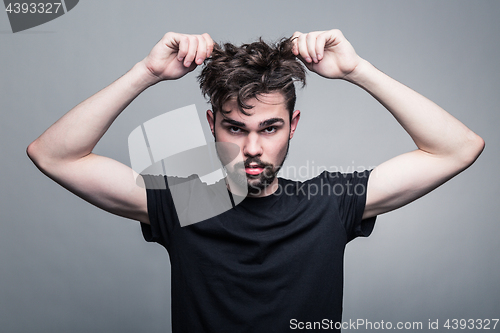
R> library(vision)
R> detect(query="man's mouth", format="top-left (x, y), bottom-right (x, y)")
top-left (245, 164), bottom-right (264, 175)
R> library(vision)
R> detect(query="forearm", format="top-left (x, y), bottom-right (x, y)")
top-left (27, 61), bottom-right (158, 166)
top-left (346, 59), bottom-right (484, 163)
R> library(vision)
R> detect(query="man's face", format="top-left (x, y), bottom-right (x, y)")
top-left (207, 92), bottom-right (300, 197)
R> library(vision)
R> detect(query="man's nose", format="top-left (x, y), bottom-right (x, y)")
top-left (243, 132), bottom-right (263, 157)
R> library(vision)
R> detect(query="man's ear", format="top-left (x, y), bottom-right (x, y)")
top-left (289, 110), bottom-right (300, 139)
top-left (206, 110), bottom-right (215, 137)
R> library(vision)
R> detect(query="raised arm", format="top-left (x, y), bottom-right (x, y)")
top-left (291, 29), bottom-right (485, 219)
top-left (27, 32), bottom-right (214, 223)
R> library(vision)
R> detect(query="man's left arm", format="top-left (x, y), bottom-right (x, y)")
top-left (292, 29), bottom-right (485, 219)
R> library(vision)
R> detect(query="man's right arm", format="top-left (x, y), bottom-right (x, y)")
top-left (26, 32), bottom-right (214, 224)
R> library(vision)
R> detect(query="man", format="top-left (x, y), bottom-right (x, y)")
top-left (27, 30), bottom-right (484, 332)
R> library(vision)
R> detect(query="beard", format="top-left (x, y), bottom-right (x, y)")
top-left (223, 140), bottom-right (290, 196)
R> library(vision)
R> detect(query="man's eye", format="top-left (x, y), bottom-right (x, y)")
top-left (263, 126), bottom-right (277, 134)
top-left (229, 126), bottom-right (242, 133)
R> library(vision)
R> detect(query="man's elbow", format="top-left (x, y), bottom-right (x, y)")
top-left (27, 139), bottom-right (50, 172)
top-left (26, 140), bottom-right (39, 165)
top-left (456, 131), bottom-right (485, 169)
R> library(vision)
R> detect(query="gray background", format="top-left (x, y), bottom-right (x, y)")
top-left (1, 0), bottom-right (499, 332)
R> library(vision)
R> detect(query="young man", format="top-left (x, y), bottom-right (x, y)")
top-left (27, 30), bottom-right (484, 332)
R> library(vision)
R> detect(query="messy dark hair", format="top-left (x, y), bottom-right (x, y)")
top-left (198, 37), bottom-right (306, 120)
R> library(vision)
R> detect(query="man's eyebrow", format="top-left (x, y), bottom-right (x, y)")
top-left (259, 118), bottom-right (285, 128)
top-left (220, 117), bottom-right (285, 128)
top-left (220, 118), bottom-right (246, 127)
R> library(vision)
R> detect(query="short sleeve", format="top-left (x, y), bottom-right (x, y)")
top-left (323, 170), bottom-right (376, 242)
top-left (140, 175), bottom-right (178, 249)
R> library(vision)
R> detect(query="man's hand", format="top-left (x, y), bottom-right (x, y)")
top-left (26, 32), bottom-right (217, 224)
top-left (141, 32), bottom-right (214, 83)
top-left (291, 30), bottom-right (484, 219)
top-left (291, 29), bottom-right (362, 80)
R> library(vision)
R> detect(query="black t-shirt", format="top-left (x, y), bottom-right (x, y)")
top-left (141, 170), bottom-right (376, 333)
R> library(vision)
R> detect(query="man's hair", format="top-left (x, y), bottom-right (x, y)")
top-left (198, 37), bottom-right (306, 119)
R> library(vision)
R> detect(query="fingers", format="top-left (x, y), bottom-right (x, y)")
top-left (292, 31), bottom-right (310, 63)
top-left (297, 33), bottom-right (312, 63)
top-left (182, 35), bottom-right (198, 67)
top-left (176, 35), bottom-right (189, 62)
top-left (291, 31), bottom-right (329, 64)
top-left (194, 35), bottom-right (207, 66)
top-left (291, 31), bottom-right (301, 56)
top-left (315, 33), bottom-right (326, 61)
top-left (306, 33), bottom-right (319, 63)
top-left (203, 33), bottom-right (214, 58)
top-left (170, 32), bottom-right (214, 67)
